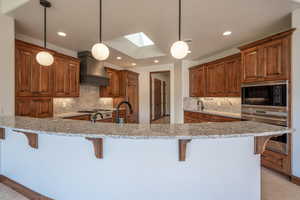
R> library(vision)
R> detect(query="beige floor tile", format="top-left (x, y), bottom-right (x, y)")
top-left (0, 183), bottom-right (29, 200)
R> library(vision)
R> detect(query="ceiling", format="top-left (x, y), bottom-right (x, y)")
top-left (8, 0), bottom-right (300, 67)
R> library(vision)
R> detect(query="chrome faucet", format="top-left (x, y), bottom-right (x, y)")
top-left (197, 99), bottom-right (205, 111)
top-left (91, 112), bottom-right (104, 123)
top-left (115, 101), bottom-right (133, 124)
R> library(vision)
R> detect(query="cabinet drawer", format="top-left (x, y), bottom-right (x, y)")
top-left (262, 150), bottom-right (290, 175)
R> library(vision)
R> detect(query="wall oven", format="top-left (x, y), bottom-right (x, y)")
top-left (241, 81), bottom-right (289, 154)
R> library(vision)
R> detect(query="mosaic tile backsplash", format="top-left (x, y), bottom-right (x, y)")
top-left (53, 84), bottom-right (113, 114)
top-left (183, 97), bottom-right (241, 114)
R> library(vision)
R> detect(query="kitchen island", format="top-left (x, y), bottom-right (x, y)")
top-left (0, 116), bottom-right (293, 200)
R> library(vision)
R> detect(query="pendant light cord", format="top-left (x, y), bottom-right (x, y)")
top-left (179, 0), bottom-right (181, 41)
top-left (99, 0), bottom-right (102, 43)
top-left (44, 6), bottom-right (47, 48)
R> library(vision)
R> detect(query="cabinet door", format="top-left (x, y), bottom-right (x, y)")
top-left (241, 47), bottom-right (264, 83)
top-left (31, 50), bottom-right (53, 96)
top-left (206, 63), bottom-right (225, 96)
top-left (189, 66), bottom-right (206, 97)
top-left (30, 98), bottom-right (53, 118)
top-left (15, 47), bottom-right (33, 97)
top-left (68, 61), bottom-right (80, 97)
top-left (15, 98), bottom-right (32, 117)
top-left (225, 58), bottom-right (241, 96)
top-left (126, 73), bottom-right (139, 123)
top-left (100, 68), bottom-right (120, 97)
top-left (261, 39), bottom-right (287, 81)
top-left (53, 57), bottom-right (68, 97)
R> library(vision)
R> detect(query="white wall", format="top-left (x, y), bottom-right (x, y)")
top-left (131, 64), bottom-right (175, 123)
top-left (292, 8), bottom-right (300, 177)
top-left (1, 0), bottom-right (29, 14)
top-left (151, 73), bottom-right (170, 119)
top-left (16, 34), bottom-right (78, 58)
top-left (0, 13), bottom-right (15, 175)
top-left (1, 129), bottom-right (261, 200)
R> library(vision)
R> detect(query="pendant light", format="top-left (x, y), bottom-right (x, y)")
top-left (36, 0), bottom-right (54, 66)
top-left (91, 0), bottom-right (110, 61)
top-left (170, 0), bottom-right (189, 59)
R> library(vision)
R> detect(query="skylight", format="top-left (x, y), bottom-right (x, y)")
top-left (124, 32), bottom-right (154, 47)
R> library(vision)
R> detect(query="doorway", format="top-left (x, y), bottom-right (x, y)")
top-left (150, 71), bottom-right (170, 124)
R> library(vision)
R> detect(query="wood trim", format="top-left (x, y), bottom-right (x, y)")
top-left (254, 135), bottom-right (282, 155)
top-left (238, 28), bottom-right (296, 50)
top-left (0, 175), bottom-right (53, 200)
top-left (179, 139), bottom-right (191, 161)
top-left (86, 138), bottom-right (103, 159)
top-left (13, 130), bottom-right (38, 149)
top-left (0, 128), bottom-right (5, 139)
top-left (291, 176), bottom-right (300, 186)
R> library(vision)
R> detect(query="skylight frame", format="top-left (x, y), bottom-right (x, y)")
top-left (124, 32), bottom-right (154, 47)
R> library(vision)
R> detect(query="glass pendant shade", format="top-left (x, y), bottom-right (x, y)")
top-left (91, 43), bottom-right (110, 61)
top-left (36, 51), bottom-right (54, 66)
top-left (170, 41), bottom-right (189, 59)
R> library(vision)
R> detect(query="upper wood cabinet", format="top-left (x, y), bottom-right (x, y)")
top-left (16, 42), bottom-right (53, 97)
top-left (100, 67), bottom-right (120, 97)
top-left (189, 66), bottom-right (206, 97)
top-left (239, 29), bottom-right (294, 83)
top-left (16, 40), bottom-right (80, 98)
top-left (53, 55), bottom-right (80, 97)
top-left (189, 54), bottom-right (241, 97)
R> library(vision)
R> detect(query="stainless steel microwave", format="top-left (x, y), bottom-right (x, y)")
top-left (241, 81), bottom-right (287, 107)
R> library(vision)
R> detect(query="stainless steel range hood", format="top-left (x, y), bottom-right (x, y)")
top-left (78, 51), bottom-right (109, 86)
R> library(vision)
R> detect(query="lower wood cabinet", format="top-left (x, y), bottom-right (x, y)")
top-left (262, 150), bottom-right (290, 175)
top-left (184, 111), bottom-right (240, 123)
top-left (16, 97), bottom-right (53, 118)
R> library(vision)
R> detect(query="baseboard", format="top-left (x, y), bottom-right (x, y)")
top-left (291, 175), bottom-right (300, 186)
top-left (0, 175), bottom-right (53, 200)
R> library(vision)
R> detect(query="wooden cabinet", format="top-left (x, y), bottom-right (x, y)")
top-left (225, 58), bottom-right (241, 96)
top-left (119, 70), bottom-right (139, 123)
top-left (16, 97), bottom-right (53, 118)
top-left (206, 62), bottom-right (226, 97)
top-left (189, 54), bottom-right (241, 97)
top-left (15, 40), bottom-right (80, 118)
top-left (239, 29), bottom-right (294, 83)
top-left (262, 150), bottom-right (290, 175)
top-left (189, 66), bottom-right (206, 97)
top-left (16, 42), bottom-right (53, 97)
top-left (184, 111), bottom-right (240, 123)
top-left (53, 55), bottom-right (80, 97)
top-left (100, 68), bottom-right (120, 97)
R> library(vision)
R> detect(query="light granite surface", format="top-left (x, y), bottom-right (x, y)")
top-left (0, 116), bottom-right (292, 139)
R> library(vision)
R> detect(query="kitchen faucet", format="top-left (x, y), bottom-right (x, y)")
top-left (197, 99), bottom-right (205, 111)
top-left (91, 112), bottom-right (104, 123)
top-left (115, 101), bottom-right (133, 124)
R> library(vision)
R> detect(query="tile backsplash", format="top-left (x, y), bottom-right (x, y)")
top-left (53, 84), bottom-right (113, 114)
top-left (183, 97), bottom-right (241, 114)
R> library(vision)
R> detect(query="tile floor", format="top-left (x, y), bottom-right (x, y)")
top-left (1, 168), bottom-right (300, 200)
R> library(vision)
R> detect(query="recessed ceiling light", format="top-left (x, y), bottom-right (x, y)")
top-left (154, 60), bottom-right (159, 63)
top-left (132, 63), bottom-right (137, 66)
top-left (117, 56), bottom-right (122, 60)
top-left (223, 31), bottom-right (232, 36)
top-left (57, 32), bottom-right (67, 37)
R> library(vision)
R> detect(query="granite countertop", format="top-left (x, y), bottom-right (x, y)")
top-left (0, 116), bottom-right (292, 140)
top-left (184, 109), bottom-right (241, 119)
top-left (55, 112), bottom-right (92, 118)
